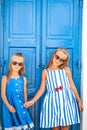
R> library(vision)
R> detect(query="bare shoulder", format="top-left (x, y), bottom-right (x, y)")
top-left (23, 76), bottom-right (27, 84)
top-left (42, 69), bottom-right (47, 80)
top-left (23, 76), bottom-right (27, 81)
top-left (64, 66), bottom-right (72, 76)
top-left (1, 75), bottom-right (8, 85)
top-left (42, 69), bottom-right (47, 75)
top-left (2, 75), bottom-right (7, 81)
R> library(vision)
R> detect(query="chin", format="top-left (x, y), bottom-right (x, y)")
top-left (54, 63), bottom-right (58, 66)
top-left (14, 69), bottom-right (20, 72)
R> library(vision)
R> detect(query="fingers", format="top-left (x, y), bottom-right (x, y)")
top-left (23, 102), bottom-right (30, 108)
top-left (9, 107), bottom-right (16, 113)
top-left (80, 106), bottom-right (84, 112)
top-left (8, 105), bottom-right (16, 113)
top-left (79, 103), bottom-right (84, 112)
top-left (23, 101), bottom-right (34, 108)
top-left (23, 103), bottom-right (29, 108)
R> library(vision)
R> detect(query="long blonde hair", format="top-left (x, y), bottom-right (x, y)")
top-left (6, 53), bottom-right (25, 79)
top-left (46, 48), bottom-right (69, 69)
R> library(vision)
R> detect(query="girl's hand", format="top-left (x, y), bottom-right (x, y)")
top-left (23, 100), bottom-right (34, 108)
top-left (8, 105), bottom-right (16, 113)
top-left (78, 101), bottom-right (84, 112)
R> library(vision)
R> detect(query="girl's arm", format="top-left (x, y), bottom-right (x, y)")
top-left (23, 76), bottom-right (27, 102)
top-left (1, 75), bottom-right (16, 113)
top-left (65, 67), bottom-right (84, 112)
top-left (24, 69), bottom-right (47, 108)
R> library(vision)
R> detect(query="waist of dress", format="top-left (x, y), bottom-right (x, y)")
top-left (7, 89), bottom-right (22, 93)
top-left (47, 86), bottom-right (62, 93)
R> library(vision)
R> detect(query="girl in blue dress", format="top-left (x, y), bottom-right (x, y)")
top-left (1, 53), bottom-right (34, 130)
top-left (24, 48), bottom-right (84, 130)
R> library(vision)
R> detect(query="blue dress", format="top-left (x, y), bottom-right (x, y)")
top-left (40, 69), bottom-right (80, 128)
top-left (3, 76), bottom-right (34, 130)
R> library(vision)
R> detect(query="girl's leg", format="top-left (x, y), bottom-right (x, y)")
top-left (61, 126), bottom-right (69, 130)
top-left (52, 126), bottom-right (61, 130)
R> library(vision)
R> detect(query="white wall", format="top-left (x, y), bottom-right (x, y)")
top-left (81, 0), bottom-right (87, 130)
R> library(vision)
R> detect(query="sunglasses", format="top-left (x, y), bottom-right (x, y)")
top-left (12, 61), bottom-right (24, 66)
top-left (55, 55), bottom-right (66, 63)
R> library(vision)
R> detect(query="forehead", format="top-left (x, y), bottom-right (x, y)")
top-left (12, 55), bottom-right (24, 62)
top-left (56, 51), bottom-right (67, 59)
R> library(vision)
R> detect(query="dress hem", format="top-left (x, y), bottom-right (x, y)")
top-left (40, 121), bottom-right (80, 128)
top-left (5, 123), bottom-right (34, 130)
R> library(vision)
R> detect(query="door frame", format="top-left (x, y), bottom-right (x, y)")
top-left (82, 1), bottom-right (87, 130)
top-left (0, 0), bottom-right (4, 129)
top-left (0, 0), bottom-right (4, 76)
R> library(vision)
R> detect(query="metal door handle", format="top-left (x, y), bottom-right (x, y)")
top-left (39, 65), bottom-right (45, 69)
top-left (76, 60), bottom-right (81, 69)
top-left (0, 63), bottom-right (3, 74)
top-left (0, 60), bottom-right (7, 74)
top-left (8, 38), bottom-right (11, 42)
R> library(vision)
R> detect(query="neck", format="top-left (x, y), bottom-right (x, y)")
top-left (10, 71), bottom-right (20, 77)
top-left (49, 64), bottom-right (59, 70)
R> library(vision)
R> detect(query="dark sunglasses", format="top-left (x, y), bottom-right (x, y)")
top-left (12, 61), bottom-right (24, 66)
top-left (55, 55), bottom-right (66, 63)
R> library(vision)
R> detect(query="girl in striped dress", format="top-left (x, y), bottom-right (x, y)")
top-left (24, 48), bottom-right (84, 130)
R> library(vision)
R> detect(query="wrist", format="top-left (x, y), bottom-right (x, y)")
top-left (78, 99), bottom-right (82, 104)
top-left (7, 104), bottom-right (11, 109)
top-left (32, 99), bottom-right (35, 104)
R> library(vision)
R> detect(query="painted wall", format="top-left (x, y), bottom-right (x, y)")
top-left (82, 0), bottom-right (87, 130)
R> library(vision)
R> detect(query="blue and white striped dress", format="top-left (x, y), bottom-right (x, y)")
top-left (40, 69), bottom-right (80, 128)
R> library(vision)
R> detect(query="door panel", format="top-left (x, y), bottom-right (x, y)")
top-left (10, 1), bottom-right (35, 38)
top-left (4, 0), bottom-right (41, 92)
top-left (42, 0), bottom-right (80, 92)
top-left (4, 0), bottom-right (40, 91)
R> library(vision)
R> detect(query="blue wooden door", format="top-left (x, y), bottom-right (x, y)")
top-left (41, 0), bottom-right (82, 130)
top-left (2, 0), bottom-right (41, 129)
top-left (0, 0), bottom-right (82, 130)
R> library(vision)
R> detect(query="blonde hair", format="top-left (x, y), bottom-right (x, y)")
top-left (6, 53), bottom-right (25, 79)
top-left (46, 48), bottom-right (69, 69)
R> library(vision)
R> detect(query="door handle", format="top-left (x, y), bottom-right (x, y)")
top-left (8, 38), bottom-right (11, 42)
top-left (0, 60), bottom-right (7, 74)
top-left (76, 60), bottom-right (81, 69)
top-left (39, 65), bottom-right (45, 69)
top-left (0, 63), bottom-right (3, 74)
